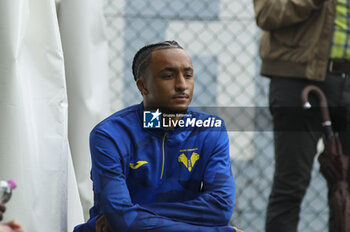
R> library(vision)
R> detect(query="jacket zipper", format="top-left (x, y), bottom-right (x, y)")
top-left (160, 132), bottom-right (167, 179)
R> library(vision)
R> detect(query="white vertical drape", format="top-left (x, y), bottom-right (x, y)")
top-left (57, 0), bottom-right (111, 221)
top-left (0, 0), bottom-right (84, 231)
top-left (0, 0), bottom-right (109, 230)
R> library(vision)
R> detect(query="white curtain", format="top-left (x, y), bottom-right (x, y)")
top-left (0, 0), bottom-right (109, 231)
top-left (57, 0), bottom-right (111, 221)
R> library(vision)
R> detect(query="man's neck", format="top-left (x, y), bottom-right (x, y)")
top-left (162, 113), bottom-right (185, 129)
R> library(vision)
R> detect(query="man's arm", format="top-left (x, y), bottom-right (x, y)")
top-left (90, 128), bottom-right (235, 232)
top-left (141, 125), bottom-right (235, 226)
top-left (254, 0), bottom-right (326, 31)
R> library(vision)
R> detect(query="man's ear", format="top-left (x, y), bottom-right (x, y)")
top-left (136, 78), bottom-right (148, 95)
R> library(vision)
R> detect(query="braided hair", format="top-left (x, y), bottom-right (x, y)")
top-left (132, 41), bottom-right (183, 81)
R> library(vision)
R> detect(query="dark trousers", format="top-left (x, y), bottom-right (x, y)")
top-left (265, 73), bottom-right (350, 232)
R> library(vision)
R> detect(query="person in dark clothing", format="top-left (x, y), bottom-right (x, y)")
top-left (253, 0), bottom-right (350, 231)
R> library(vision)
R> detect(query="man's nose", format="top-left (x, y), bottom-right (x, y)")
top-left (175, 74), bottom-right (187, 91)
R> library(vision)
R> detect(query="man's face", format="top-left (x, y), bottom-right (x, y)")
top-left (139, 48), bottom-right (194, 112)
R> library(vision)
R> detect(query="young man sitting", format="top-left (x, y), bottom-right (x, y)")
top-left (74, 41), bottom-right (237, 232)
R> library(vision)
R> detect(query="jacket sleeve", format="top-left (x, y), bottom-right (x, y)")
top-left (142, 124), bottom-right (235, 227)
top-left (253, 0), bottom-right (326, 30)
top-left (90, 128), bottom-right (236, 232)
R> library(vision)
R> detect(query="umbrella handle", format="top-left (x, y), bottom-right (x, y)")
top-left (301, 85), bottom-right (333, 140)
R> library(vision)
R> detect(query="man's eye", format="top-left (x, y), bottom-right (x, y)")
top-left (161, 74), bottom-right (173, 79)
top-left (184, 73), bottom-right (193, 78)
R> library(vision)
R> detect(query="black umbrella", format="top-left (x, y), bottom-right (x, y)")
top-left (301, 85), bottom-right (350, 232)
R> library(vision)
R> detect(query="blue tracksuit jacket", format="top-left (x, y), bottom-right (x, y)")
top-left (74, 103), bottom-right (236, 232)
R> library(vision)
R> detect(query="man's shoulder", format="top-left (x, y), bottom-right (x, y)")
top-left (188, 107), bottom-right (214, 117)
top-left (111, 104), bottom-right (140, 119)
top-left (93, 104), bottom-right (140, 132)
top-left (187, 107), bottom-right (225, 124)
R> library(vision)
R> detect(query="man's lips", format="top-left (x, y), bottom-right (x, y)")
top-left (172, 94), bottom-right (189, 99)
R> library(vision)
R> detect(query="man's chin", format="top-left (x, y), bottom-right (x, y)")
top-left (163, 104), bottom-right (189, 113)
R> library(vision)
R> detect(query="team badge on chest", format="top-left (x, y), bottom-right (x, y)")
top-left (178, 152), bottom-right (200, 172)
